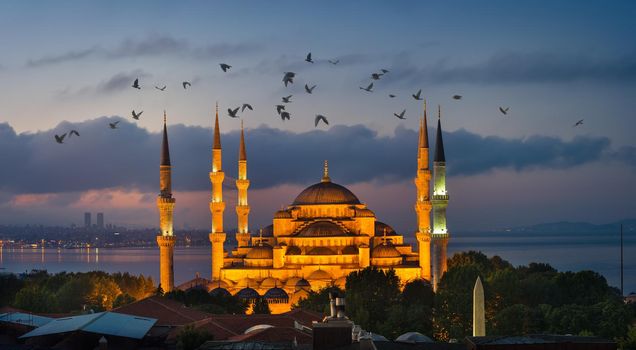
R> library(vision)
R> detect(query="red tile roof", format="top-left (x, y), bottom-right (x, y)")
top-left (112, 296), bottom-right (211, 326)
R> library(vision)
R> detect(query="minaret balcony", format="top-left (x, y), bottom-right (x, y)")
top-left (432, 194), bottom-right (449, 201)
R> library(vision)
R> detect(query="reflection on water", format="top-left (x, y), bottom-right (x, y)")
top-left (0, 230), bottom-right (634, 293)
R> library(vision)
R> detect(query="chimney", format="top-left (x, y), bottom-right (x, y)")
top-left (313, 293), bottom-right (354, 350)
top-left (336, 297), bottom-right (346, 318)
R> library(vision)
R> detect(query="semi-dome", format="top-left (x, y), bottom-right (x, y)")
top-left (292, 181), bottom-right (361, 205)
top-left (295, 278), bottom-right (311, 291)
top-left (307, 246), bottom-right (336, 255)
top-left (236, 287), bottom-right (260, 300)
top-left (372, 244), bottom-right (402, 258)
top-left (297, 221), bottom-right (349, 237)
top-left (246, 245), bottom-right (273, 259)
top-left (209, 287), bottom-right (232, 298)
top-left (286, 246), bottom-right (302, 255)
top-left (342, 245), bottom-right (358, 254)
top-left (236, 277), bottom-right (258, 289)
top-left (260, 277), bottom-right (280, 289)
top-left (284, 277), bottom-right (301, 289)
top-left (308, 269), bottom-right (332, 280)
top-left (264, 287), bottom-right (289, 302)
top-left (334, 276), bottom-right (347, 288)
top-left (375, 221), bottom-right (397, 236)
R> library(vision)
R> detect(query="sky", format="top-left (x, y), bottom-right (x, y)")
top-left (0, 0), bottom-right (635, 232)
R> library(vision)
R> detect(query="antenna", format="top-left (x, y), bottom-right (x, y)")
top-left (621, 223), bottom-right (624, 297)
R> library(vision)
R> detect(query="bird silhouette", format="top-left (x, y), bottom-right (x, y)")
top-left (305, 84), bottom-right (317, 94)
top-left (220, 63), bottom-right (231, 72)
top-left (453, 95), bottom-right (462, 100)
top-left (328, 59), bottom-right (339, 65)
top-left (242, 104), bottom-right (253, 112)
top-left (283, 72), bottom-right (296, 87)
top-left (389, 94), bottom-right (396, 98)
top-left (155, 85), bottom-right (167, 91)
top-left (574, 119), bottom-right (584, 127)
top-left (315, 114), bottom-right (329, 127)
top-left (54, 133), bottom-right (67, 144)
top-left (371, 73), bottom-right (383, 80)
top-left (227, 107), bottom-right (240, 118)
top-left (412, 89), bottom-right (423, 100)
top-left (132, 110), bottom-right (143, 120)
top-left (182, 81), bottom-right (191, 89)
top-left (305, 52), bottom-right (313, 63)
top-left (109, 121), bottom-right (120, 129)
top-left (280, 111), bottom-right (291, 121)
top-left (380, 69), bottom-right (389, 74)
top-left (69, 130), bottom-right (80, 137)
top-left (499, 107), bottom-right (510, 115)
top-left (360, 83), bottom-right (374, 92)
top-left (132, 78), bottom-right (141, 89)
top-left (394, 110), bottom-right (406, 120)
top-left (276, 105), bottom-right (286, 114)
top-left (282, 95), bottom-right (293, 103)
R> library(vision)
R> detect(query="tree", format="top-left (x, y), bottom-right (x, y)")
top-left (0, 274), bottom-right (24, 306)
top-left (176, 324), bottom-right (213, 350)
top-left (293, 286), bottom-right (343, 314)
top-left (252, 298), bottom-right (271, 314)
top-left (14, 286), bottom-right (58, 313)
top-left (345, 267), bottom-right (400, 333)
top-left (113, 293), bottom-right (136, 308)
top-left (156, 284), bottom-right (164, 296)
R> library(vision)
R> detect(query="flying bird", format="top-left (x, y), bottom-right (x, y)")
top-left (276, 105), bottom-right (286, 114)
top-left (412, 89), bottom-right (423, 100)
top-left (132, 110), bottom-right (143, 120)
top-left (155, 85), bottom-right (167, 91)
top-left (380, 69), bottom-right (389, 74)
top-left (280, 111), bottom-right (291, 121)
top-left (574, 119), bottom-right (584, 127)
top-left (69, 130), bottom-right (80, 137)
top-left (220, 63), bottom-right (231, 72)
top-left (132, 78), bottom-right (141, 89)
top-left (360, 83), bottom-right (374, 92)
top-left (389, 94), bottom-right (396, 98)
top-left (453, 95), bottom-right (462, 100)
top-left (282, 95), bottom-right (293, 103)
top-left (371, 73), bottom-right (383, 80)
top-left (499, 107), bottom-right (510, 115)
top-left (241, 103), bottom-right (253, 112)
top-left (328, 59), bottom-right (339, 65)
top-left (227, 107), bottom-right (240, 118)
top-left (109, 121), bottom-right (120, 129)
top-left (315, 114), bottom-right (329, 127)
top-left (305, 84), bottom-right (317, 94)
top-left (305, 52), bottom-right (313, 63)
top-left (283, 72), bottom-right (296, 87)
top-left (54, 133), bottom-right (67, 144)
top-left (182, 81), bottom-right (191, 89)
top-left (394, 109), bottom-right (406, 120)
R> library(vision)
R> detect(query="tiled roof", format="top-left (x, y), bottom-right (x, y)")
top-left (113, 296), bottom-right (211, 326)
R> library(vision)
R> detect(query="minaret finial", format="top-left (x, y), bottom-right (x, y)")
top-left (213, 102), bottom-right (222, 150)
top-left (438, 104), bottom-right (441, 119)
top-left (239, 120), bottom-right (247, 161)
top-left (419, 99), bottom-right (429, 148)
top-left (383, 227), bottom-right (388, 244)
top-left (322, 160), bottom-right (330, 182)
top-left (164, 110), bottom-right (167, 125)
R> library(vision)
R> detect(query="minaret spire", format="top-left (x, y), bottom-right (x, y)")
top-left (414, 99), bottom-right (432, 281)
top-left (432, 104), bottom-right (449, 291)
top-left (419, 100), bottom-right (429, 149)
top-left (213, 102), bottom-right (222, 150)
top-left (239, 120), bottom-right (246, 161)
top-left (209, 102), bottom-right (226, 281)
top-left (321, 160), bottom-right (330, 182)
top-left (235, 120), bottom-right (251, 246)
top-left (434, 105), bottom-right (446, 162)
top-left (157, 111), bottom-right (176, 292)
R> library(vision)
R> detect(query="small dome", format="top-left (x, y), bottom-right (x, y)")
top-left (236, 287), bottom-right (260, 300)
top-left (246, 245), bottom-right (273, 259)
top-left (295, 278), bottom-right (311, 291)
top-left (260, 224), bottom-right (274, 237)
top-left (274, 210), bottom-right (292, 219)
top-left (342, 245), bottom-right (358, 254)
top-left (375, 221), bottom-right (397, 236)
top-left (308, 269), bottom-right (332, 281)
top-left (290, 288), bottom-right (310, 304)
top-left (235, 277), bottom-right (258, 289)
top-left (372, 244), bottom-right (402, 258)
top-left (209, 287), bottom-right (232, 298)
top-left (264, 287), bottom-right (289, 301)
top-left (292, 181), bottom-right (361, 205)
top-left (395, 332), bottom-right (434, 343)
top-left (307, 246), bottom-right (336, 255)
top-left (297, 221), bottom-right (349, 237)
top-left (286, 246), bottom-right (302, 255)
top-left (260, 277), bottom-right (280, 289)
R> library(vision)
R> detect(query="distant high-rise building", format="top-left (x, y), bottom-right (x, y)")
top-left (84, 212), bottom-right (92, 228)
top-left (96, 213), bottom-right (104, 228)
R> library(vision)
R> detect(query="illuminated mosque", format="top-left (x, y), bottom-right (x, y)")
top-left (156, 103), bottom-right (450, 313)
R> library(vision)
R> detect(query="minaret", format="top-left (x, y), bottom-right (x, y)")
top-left (414, 101), bottom-right (432, 281)
top-left (209, 103), bottom-right (226, 281)
top-left (156, 111), bottom-right (176, 292)
top-left (235, 120), bottom-right (251, 247)
top-left (432, 105), bottom-right (449, 290)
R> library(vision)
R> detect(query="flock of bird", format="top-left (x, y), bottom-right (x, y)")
top-left (52, 52), bottom-right (585, 143)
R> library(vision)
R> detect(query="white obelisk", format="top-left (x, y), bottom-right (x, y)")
top-left (473, 276), bottom-right (486, 336)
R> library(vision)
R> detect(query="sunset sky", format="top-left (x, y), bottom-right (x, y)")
top-left (0, 1), bottom-right (634, 232)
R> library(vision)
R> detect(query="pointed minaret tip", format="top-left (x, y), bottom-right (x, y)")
top-left (161, 111), bottom-right (171, 166)
top-left (434, 106), bottom-right (446, 163)
top-left (239, 120), bottom-right (247, 161)
top-left (321, 160), bottom-right (331, 182)
top-left (419, 99), bottom-right (429, 148)
top-left (213, 103), bottom-right (222, 150)
top-left (163, 110), bottom-right (167, 124)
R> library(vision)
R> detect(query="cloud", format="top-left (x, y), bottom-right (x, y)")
top-left (25, 35), bottom-right (262, 67)
top-left (95, 69), bottom-right (151, 93)
top-left (385, 52), bottom-right (636, 86)
top-left (0, 118), bottom-right (631, 196)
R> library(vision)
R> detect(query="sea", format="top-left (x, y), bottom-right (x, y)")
top-left (1, 230), bottom-right (634, 294)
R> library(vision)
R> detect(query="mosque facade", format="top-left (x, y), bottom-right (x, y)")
top-left (157, 103), bottom-right (450, 313)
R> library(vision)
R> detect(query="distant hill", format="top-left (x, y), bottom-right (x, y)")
top-left (501, 219), bottom-right (636, 233)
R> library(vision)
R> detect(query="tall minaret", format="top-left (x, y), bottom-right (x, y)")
top-left (156, 111), bottom-right (176, 292)
top-left (432, 105), bottom-right (449, 291)
top-left (414, 101), bottom-right (432, 281)
top-left (235, 120), bottom-right (251, 247)
top-left (209, 103), bottom-right (226, 281)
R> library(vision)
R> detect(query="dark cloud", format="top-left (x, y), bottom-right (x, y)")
top-left (0, 118), bottom-right (631, 195)
top-left (96, 70), bottom-right (151, 93)
top-left (385, 52), bottom-right (636, 86)
top-left (25, 35), bottom-right (261, 67)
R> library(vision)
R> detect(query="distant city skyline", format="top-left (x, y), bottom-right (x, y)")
top-left (0, 1), bottom-right (634, 232)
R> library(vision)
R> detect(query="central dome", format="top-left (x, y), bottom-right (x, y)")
top-left (293, 181), bottom-right (361, 205)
